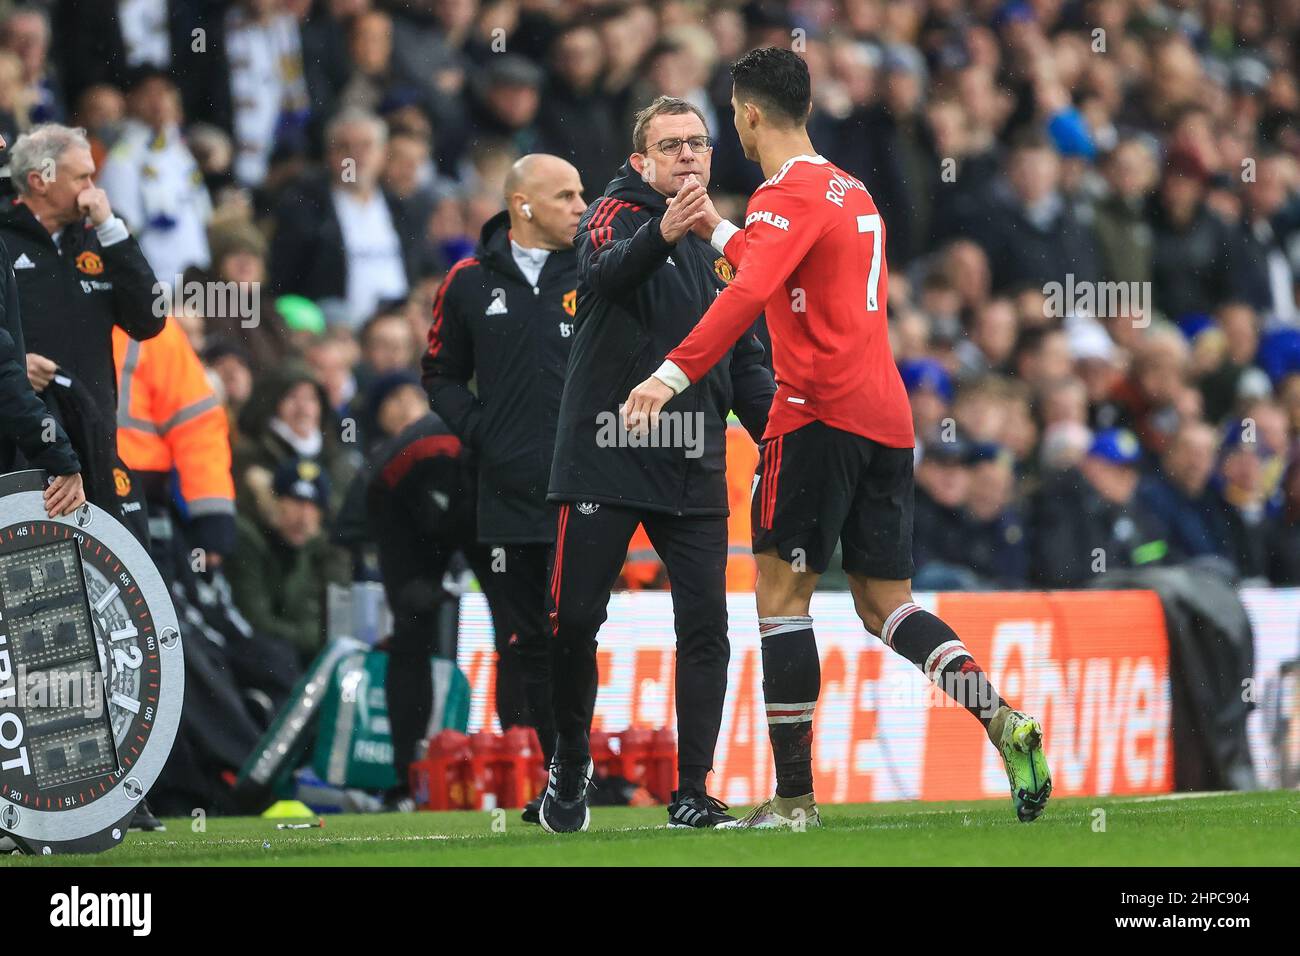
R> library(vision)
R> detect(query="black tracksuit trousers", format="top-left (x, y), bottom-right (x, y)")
top-left (482, 543), bottom-right (557, 765)
top-left (548, 502), bottom-right (729, 786)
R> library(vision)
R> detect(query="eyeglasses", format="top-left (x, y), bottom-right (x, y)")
top-left (648, 135), bottom-right (715, 156)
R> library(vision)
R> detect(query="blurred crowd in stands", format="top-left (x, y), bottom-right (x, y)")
top-left (3, 0), bottom-right (1300, 671)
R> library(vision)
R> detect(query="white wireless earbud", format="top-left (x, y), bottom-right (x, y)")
top-left (522, 203), bottom-right (533, 219)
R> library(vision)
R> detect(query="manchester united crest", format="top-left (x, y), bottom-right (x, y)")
top-left (714, 257), bottom-right (734, 283)
top-left (563, 289), bottom-right (577, 316)
top-left (75, 251), bottom-right (105, 275)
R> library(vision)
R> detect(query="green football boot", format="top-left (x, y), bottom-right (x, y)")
top-left (988, 707), bottom-right (1052, 822)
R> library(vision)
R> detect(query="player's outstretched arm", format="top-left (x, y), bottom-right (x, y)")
top-left (689, 190), bottom-right (747, 267)
top-left (623, 374), bottom-right (676, 435)
top-left (649, 181), bottom-right (823, 398)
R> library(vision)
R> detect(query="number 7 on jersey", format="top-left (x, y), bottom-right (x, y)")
top-left (858, 213), bottom-right (882, 312)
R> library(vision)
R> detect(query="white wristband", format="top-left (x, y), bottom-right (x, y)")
top-left (95, 216), bottom-right (129, 247)
top-left (653, 360), bottom-right (691, 395)
top-left (709, 220), bottom-right (740, 255)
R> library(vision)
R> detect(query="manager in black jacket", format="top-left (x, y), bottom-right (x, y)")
top-left (541, 97), bottom-right (775, 832)
top-left (423, 154), bottom-right (586, 810)
top-left (0, 135), bottom-right (83, 515)
top-left (0, 124), bottom-right (163, 507)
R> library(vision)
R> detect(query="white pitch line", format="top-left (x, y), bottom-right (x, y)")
top-left (146, 833), bottom-right (454, 848)
top-left (1117, 791), bottom-right (1238, 803)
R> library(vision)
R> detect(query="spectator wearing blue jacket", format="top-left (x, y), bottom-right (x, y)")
top-left (964, 443), bottom-right (1029, 587)
top-left (1137, 420), bottom-right (1229, 561)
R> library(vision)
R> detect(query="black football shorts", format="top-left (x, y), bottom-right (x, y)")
top-left (751, 421), bottom-right (914, 579)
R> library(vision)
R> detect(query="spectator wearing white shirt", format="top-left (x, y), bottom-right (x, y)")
top-left (224, 0), bottom-right (310, 188)
top-left (96, 67), bottom-right (211, 282)
top-left (269, 109), bottom-right (419, 329)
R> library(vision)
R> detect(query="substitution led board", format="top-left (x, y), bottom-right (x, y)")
top-left (0, 471), bottom-right (183, 854)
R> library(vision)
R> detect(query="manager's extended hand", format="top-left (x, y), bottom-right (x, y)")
top-left (660, 177), bottom-right (710, 243)
top-left (44, 472), bottom-right (85, 517)
top-left (26, 352), bottom-right (56, 392)
top-left (622, 375), bottom-right (675, 436)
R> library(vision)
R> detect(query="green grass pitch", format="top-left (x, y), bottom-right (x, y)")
top-left (4, 791), bottom-right (1296, 866)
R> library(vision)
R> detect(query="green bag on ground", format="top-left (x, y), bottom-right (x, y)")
top-left (235, 637), bottom-right (368, 811)
top-left (312, 652), bottom-right (470, 790)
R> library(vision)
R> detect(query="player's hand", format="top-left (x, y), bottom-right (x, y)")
top-left (622, 375), bottom-right (675, 436)
top-left (660, 177), bottom-right (710, 243)
top-left (689, 189), bottom-right (723, 240)
top-left (44, 472), bottom-right (85, 517)
top-left (26, 352), bottom-right (56, 392)
top-left (76, 185), bottom-right (113, 226)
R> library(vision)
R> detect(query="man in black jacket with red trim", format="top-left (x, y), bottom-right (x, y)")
top-left (541, 98), bottom-right (775, 832)
top-left (422, 154), bottom-right (586, 821)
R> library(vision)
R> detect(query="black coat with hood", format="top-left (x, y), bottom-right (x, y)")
top-left (422, 210), bottom-right (575, 544)
top-left (0, 235), bottom-right (79, 476)
top-left (0, 200), bottom-right (162, 461)
top-left (548, 162), bottom-right (774, 516)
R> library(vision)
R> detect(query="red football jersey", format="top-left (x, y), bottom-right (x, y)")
top-left (660, 155), bottom-right (914, 448)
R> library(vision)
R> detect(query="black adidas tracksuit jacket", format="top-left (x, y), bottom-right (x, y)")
top-left (547, 162), bottom-right (773, 515)
top-left (0, 200), bottom-right (162, 431)
top-left (0, 200), bottom-right (162, 508)
top-left (422, 210), bottom-right (575, 545)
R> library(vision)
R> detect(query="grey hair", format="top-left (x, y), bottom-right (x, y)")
top-left (631, 95), bottom-right (708, 153)
top-left (8, 124), bottom-right (92, 195)
top-left (325, 108), bottom-right (388, 150)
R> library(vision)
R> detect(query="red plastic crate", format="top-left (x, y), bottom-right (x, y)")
top-left (409, 726), bottom-right (676, 810)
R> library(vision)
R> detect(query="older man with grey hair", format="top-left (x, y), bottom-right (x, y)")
top-left (0, 122), bottom-right (162, 501)
top-left (270, 108), bottom-right (420, 328)
top-left (0, 128), bottom-right (83, 514)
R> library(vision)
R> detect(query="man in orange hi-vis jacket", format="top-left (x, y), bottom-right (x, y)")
top-left (112, 316), bottom-right (237, 567)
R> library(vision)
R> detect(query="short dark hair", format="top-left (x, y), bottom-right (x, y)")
top-left (632, 95), bottom-right (709, 153)
top-left (1008, 127), bottom-right (1054, 155)
top-left (730, 47), bottom-right (811, 125)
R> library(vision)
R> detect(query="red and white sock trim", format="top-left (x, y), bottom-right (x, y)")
top-left (765, 701), bottom-right (816, 726)
top-left (759, 615), bottom-right (812, 637)
top-left (877, 602), bottom-right (923, 647)
top-left (923, 640), bottom-right (970, 684)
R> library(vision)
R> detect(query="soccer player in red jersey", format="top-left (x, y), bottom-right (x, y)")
top-left (624, 48), bottom-right (1051, 827)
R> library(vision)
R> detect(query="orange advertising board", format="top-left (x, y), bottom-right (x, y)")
top-left (457, 589), bottom-right (1172, 804)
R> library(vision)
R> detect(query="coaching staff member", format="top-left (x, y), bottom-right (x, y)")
top-left (0, 124), bottom-right (163, 508)
top-left (540, 97), bottom-right (775, 833)
top-left (0, 132), bottom-right (86, 516)
top-left (422, 153), bottom-right (587, 820)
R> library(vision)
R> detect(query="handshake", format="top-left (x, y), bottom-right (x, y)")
top-left (659, 175), bottom-right (723, 244)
